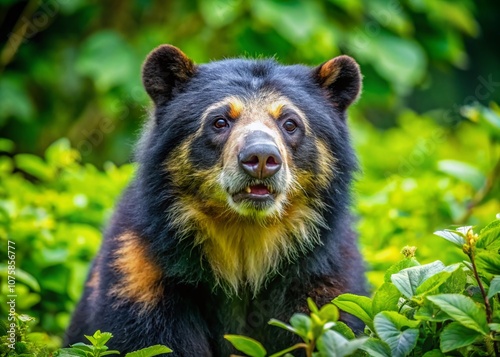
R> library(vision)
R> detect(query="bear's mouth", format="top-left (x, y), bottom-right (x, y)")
top-left (232, 184), bottom-right (275, 203)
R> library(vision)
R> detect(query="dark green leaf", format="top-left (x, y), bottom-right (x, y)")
top-left (373, 311), bottom-right (419, 357)
top-left (372, 283), bottom-right (401, 315)
top-left (421, 350), bottom-right (445, 357)
top-left (477, 220), bottom-right (500, 251)
top-left (360, 338), bottom-right (392, 357)
top-left (475, 250), bottom-right (500, 275)
top-left (316, 330), bottom-right (367, 357)
top-left (487, 275), bottom-right (500, 299)
top-left (440, 322), bottom-right (482, 352)
top-left (427, 294), bottom-right (488, 335)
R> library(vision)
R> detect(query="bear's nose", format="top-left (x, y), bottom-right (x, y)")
top-left (238, 132), bottom-right (282, 179)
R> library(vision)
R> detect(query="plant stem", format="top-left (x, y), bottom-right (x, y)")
top-left (469, 252), bottom-right (499, 356)
top-left (469, 252), bottom-right (492, 322)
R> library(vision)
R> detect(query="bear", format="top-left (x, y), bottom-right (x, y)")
top-left (65, 44), bottom-right (366, 356)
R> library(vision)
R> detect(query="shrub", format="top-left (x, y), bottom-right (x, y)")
top-left (226, 218), bottom-right (500, 356)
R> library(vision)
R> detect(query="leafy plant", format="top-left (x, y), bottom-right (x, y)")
top-left (0, 314), bottom-right (57, 357)
top-left (225, 298), bottom-right (367, 357)
top-left (56, 330), bottom-right (172, 357)
top-left (334, 218), bottom-right (500, 356)
top-left (225, 218), bottom-right (500, 356)
top-left (0, 314), bottom-right (172, 357)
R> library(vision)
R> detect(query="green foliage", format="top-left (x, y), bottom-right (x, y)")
top-left (1, 0), bottom-right (494, 164)
top-left (225, 298), bottom-right (368, 357)
top-left (0, 139), bottom-right (134, 334)
top-left (332, 219), bottom-right (500, 356)
top-left (354, 103), bottom-right (500, 288)
top-left (0, 314), bottom-right (57, 357)
top-left (0, 315), bottom-right (172, 357)
top-left (56, 330), bottom-right (172, 357)
top-left (227, 218), bottom-right (500, 356)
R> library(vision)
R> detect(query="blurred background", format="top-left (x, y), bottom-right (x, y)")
top-left (0, 0), bottom-right (499, 348)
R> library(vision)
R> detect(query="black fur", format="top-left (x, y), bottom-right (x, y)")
top-left (66, 45), bottom-right (366, 356)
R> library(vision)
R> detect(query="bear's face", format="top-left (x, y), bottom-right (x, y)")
top-left (140, 45), bottom-right (361, 292)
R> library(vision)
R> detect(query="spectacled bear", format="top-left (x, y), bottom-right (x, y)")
top-left (66, 45), bottom-right (366, 356)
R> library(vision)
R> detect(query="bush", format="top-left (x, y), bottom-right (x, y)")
top-left (226, 219), bottom-right (500, 356)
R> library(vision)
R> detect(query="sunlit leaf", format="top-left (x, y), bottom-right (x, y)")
top-left (224, 335), bottom-right (267, 357)
top-left (427, 294), bottom-right (488, 335)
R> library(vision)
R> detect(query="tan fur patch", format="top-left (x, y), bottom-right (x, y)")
top-left (318, 59), bottom-right (341, 88)
top-left (228, 98), bottom-right (244, 119)
top-left (315, 139), bottom-right (336, 187)
top-left (109, 232), bottom-right (164, 311)
top-left (168, 195), bottom-right (324, 295)
top-left (268, 102), bottom-right (284, 119)
top-left (86, 263), bottom-right (101, 304)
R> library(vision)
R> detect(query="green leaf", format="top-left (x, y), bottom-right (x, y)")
top-left (421, 350), bottom-right (445, 357)
top-left (437, 160), bottom-right (486, 190)
top-left (373, 312), bottom-right (419, 357)
top-left (224, 335), bottom-right (267, 357)
top-left (332, 294), bottom-right (373, 330)
top-left (427, 294), bottom-right (489, 335)
top-left (56, 348), bottom-right (89, 357)
top-left (439, 264), bottom-right (467, 294)
top-left (433, 229), bottom-right (467, 248)
top-left (316, 330), bottom-right (367, 357)
top-left (360, 338), bottom-right (392, 357)
top-left (289, 313), bottom-right (311, 341)
top-left (475, 250), bottom-right (500, 275)
top-left (14, 153), bottom-right (55, 181)
top-left (489, 323), bottom-right (500, 332)
top-left (330, 321), bottom-right (355, 340)
top-left (391, 261), bottom-right (446, 299)
top-left (0, 265), bottom-right (41, 292)
top-left (487, 276), bottom-right (500, 299)
top-left (100, 351), bottom-right (120, 356)
top-left (69, 343), bottom-right (93, 352)
top-left (125, 345), bottom-right (173, 356)
top-left (415, 264), bottom-right (460, 296)
top-left (414, 302), bottom-right (451, 322)
top-left (384, 258), bottom-right (420, 283)
top-left (268, 319), bottom-right (298, 335)
top-left (76, 31), bottom-right (136, 91)
top-left (439, 322), bottom-right (482, 352)
top-left (372, 283), bottom-right (400, 315)
top-left (476, 220), bottom-right (500, 251)
top-left (318, 304), bottom-right (339, 322)
top-left (0, 138), bottom-right (14, 153)
top-left (307, 297), bottom-right (319, 314)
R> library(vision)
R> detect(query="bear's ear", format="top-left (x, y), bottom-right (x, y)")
top-left (142, 45), bottom-right (197, 105)
top-left (313, 55), bottom-right (362, 111)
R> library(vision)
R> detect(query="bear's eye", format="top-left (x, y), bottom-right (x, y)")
top-left (213, 117), bottom-right (229, 129)
top-left (283, 119), bottom-right (298, 133)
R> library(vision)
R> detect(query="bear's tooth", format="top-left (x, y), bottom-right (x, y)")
top-left (245, 187), bottom-right (251, 193)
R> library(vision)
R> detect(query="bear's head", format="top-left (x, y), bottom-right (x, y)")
top-left (138, 45), bottom-right (361, 293)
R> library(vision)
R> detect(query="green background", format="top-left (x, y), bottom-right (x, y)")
top-left (0, 0), bottom-right (499, 347)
